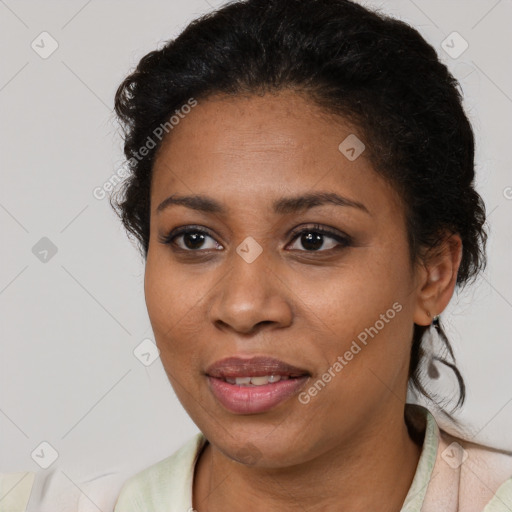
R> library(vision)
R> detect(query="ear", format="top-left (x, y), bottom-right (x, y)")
top-left (413, 232), bottom-right (463, 326)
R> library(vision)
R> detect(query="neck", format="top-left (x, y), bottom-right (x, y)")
top-left (193, 404), bottom-right (423, 512)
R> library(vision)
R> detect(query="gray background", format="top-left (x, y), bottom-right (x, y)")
top-left (1, 0), bottom-right (511, 509)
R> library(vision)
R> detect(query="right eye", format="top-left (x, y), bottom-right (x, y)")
top-left (159, 226), bottom-right (224, 251)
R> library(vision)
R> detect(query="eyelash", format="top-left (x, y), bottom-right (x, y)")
top-left (158, 224), bottom-right (352, 253)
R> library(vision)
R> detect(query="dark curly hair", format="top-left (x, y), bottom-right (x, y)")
top-left (112, 0), bottom-right (487, 416)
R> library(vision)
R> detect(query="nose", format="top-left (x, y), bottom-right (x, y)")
top-left (209, 246), bottom-right (293, 335)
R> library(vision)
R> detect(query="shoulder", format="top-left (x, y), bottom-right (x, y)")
top-left (114, 432), bottom-right (206, 512)
top-left (438, 428), bottom-right (512, 511)
top-left (0, 471), bottom-right (35, 511)
top-left (407, 404), bottom-right (512, 511)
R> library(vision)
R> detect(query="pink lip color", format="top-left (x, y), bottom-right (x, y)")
top-left (207, 375), bottom-right (309, 414)
top-left (205, 356), bottom-right (310, 414)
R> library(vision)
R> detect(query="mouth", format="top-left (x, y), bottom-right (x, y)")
top-left (223, 374), bottom-right (300, 385)
top-left (205, 356), bottom-right (311, 414)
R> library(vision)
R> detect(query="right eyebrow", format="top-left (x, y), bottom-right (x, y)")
top-left (156, 194), bottom-right (226, 214)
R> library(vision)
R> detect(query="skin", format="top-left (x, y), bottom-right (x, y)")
top-left (145, 89), bottom-right (462, 511)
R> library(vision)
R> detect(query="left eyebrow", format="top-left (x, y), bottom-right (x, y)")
top-left (273, 191), bottom-right (370, 215)
top-left (156, 191), bottom-right (370, 216)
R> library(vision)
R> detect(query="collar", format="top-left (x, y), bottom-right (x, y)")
top-left (401, 403), bottom-right (440, 511)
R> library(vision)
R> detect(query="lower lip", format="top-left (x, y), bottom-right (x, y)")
top-left (207, 376), bottom-right (309, 414)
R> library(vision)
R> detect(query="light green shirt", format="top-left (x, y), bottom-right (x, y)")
top-left (113, 404), bottom-right (512, 511)
top-left (3, 405), bottom-right (511, 511)
top-left (0, 472), bottom-right (35, 512)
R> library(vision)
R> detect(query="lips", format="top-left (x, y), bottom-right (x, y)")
top-left (205, 356), bottom-right (310, 380)
top-left (205, 356), bottom-right (310, 414)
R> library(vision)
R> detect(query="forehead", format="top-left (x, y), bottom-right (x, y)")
top-left (150, 90), bottom-right (402, 220)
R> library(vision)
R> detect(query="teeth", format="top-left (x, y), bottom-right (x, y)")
top-left (250, 376), bottom-right (277, 386)
top-left (227, 375), bottom-right (287, 386)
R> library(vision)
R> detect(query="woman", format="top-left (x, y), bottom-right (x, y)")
top-left (111, 0), bottom-right (512, 510)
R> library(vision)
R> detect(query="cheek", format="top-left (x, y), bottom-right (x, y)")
top-left (295, 247), bottom-right (414, 386)
top-left (144, 257), bottom-right (204, 399)
top-left (144, 249), bottom-right (207, 335)
top-left (295, 248), bottom-right (409, 336)
top-left (306, 284), bottom-right (410, 377)
top-left (144, 253), bottom-right (196, 374)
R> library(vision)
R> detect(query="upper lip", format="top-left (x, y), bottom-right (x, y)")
top-left (206, 356), bottom-right (310, 379)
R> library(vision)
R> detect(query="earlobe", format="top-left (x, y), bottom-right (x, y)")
top-left (413, 233), bottom-right (462, 327)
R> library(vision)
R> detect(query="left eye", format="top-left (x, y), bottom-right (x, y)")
top-left (288, 226), bottom-right (351, 252)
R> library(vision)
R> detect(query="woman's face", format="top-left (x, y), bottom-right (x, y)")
top-left (145, 89), bottom-right (428, 467)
